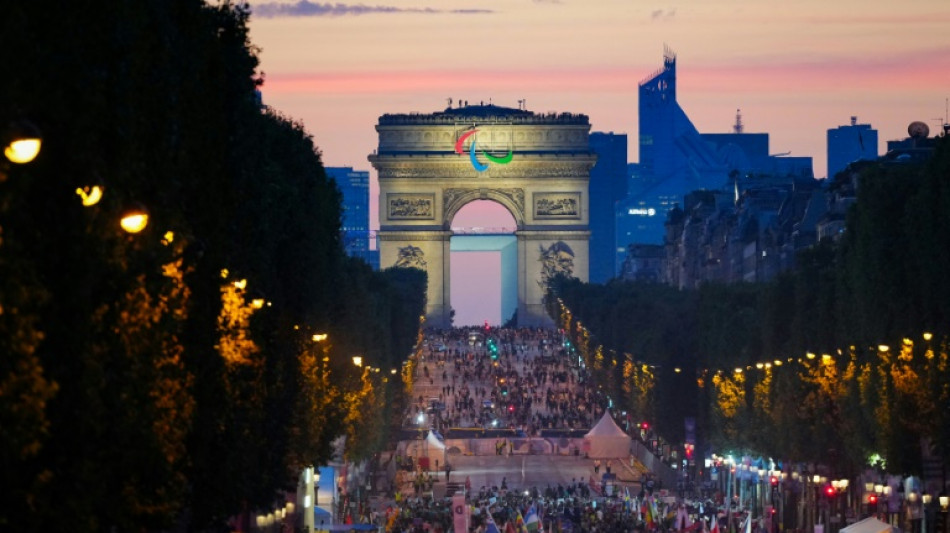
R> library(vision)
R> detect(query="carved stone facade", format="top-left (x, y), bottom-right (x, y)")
top-left (369, 104), bottom-right (595, 327)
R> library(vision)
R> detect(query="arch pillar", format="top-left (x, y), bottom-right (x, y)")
top-left (378, 229), bottom-right (453, 327)
top-left (516, 230), bottom-right (591, 327)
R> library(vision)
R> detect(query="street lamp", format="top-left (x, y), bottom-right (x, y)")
top-left (2, 119), bottom-right (42, 164)
top-left (120, 203), bottom-right (149, 233)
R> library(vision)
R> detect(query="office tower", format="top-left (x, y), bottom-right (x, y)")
top-left (325, 166), bottom-right (371, 260)
top-left (619, 47), bottom-right (730, 248)
top-left (588, 131), bottom-right (628, 283)
top-left (827, 116), bottom-right (878, 179)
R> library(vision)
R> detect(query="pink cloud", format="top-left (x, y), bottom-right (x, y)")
top-left (681, 47), bottom-right (950, 93)
top-left (261, 45), bottom-right (949, 97)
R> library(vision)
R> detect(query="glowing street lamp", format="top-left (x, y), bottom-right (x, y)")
top-left (2, 120), bottom-right (42, 164)
top-left (120, 204), bottom-right (149, 233)
top-left (352, 355), bottom-right (363, 367)
top-left (75, 185), bottom-right (104, 206)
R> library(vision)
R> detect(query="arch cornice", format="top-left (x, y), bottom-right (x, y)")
top-left (442, 187), bottom-right (525, 228)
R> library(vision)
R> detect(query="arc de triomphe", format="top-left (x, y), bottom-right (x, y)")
top-left (368, 103), bottom-right (595, 328)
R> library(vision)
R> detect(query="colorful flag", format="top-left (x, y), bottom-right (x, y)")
top-left (515, 508), bottom-right (527, 533)
top-left (525, 505), bottom-right (541, 532)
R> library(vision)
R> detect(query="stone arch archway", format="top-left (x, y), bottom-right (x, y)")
top-left (369, 104), bottom-right (596, 328)
top-left (441, 189), bottom-right (525, 230)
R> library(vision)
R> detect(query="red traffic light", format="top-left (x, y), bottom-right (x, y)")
top-left (825, 486), bottom-right (836, 497)
top-left (868, 494), bottom-right (878, 504)
top-left (770, 476), bottom-right (778, 486)
top-left (641, 422), bottom-right (649, 430)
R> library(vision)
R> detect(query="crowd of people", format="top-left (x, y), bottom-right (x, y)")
top-left (373, 326), bottom-right (707, 532)
top-left (408, 327), bottom-right (608, 435)
top-left (381, 478), bottom-right (715, 533)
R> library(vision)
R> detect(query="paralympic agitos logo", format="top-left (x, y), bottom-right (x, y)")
top-left (454, 128), bottom-right (513, 172)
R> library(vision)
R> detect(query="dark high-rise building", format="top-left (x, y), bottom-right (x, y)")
top-left (325, 166), bottom-right (371, 261)
top-left (619, 47), bottom-right (730, 247)
top-left (619, 49), bottom-right (813, 252)
top-left (827, 116), bottom-right (878, 179)
top-left (588, 131), bottom-right (628, 283)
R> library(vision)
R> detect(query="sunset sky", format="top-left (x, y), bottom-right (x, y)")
top-left (247, 0), bottom-right (949, 325)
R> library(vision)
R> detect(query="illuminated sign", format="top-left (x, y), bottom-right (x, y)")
top-left (455, 128), bottom-right (513, 172)
top-left (628, 208), bottom-right (657, 216)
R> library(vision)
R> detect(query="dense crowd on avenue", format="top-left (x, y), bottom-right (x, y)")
top-left (380, 478), bottom-right (735, 533)
top-left (376, 326), bottom-right (688, 532)
top-left (408, 327), bottom-right (608, 435)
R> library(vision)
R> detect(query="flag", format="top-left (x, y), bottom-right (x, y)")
top-left (710, 515), bottom-right (720, 533)
top-left (525, 505), bottom-right (541, 532)
top-left (515, 508), bottom-right (527, 533)
top-left (642, 496), bottom-right (654, 528)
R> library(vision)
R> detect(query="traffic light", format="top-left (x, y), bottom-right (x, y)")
top-left (770, 476), bottom-right (779, 487)
top-left (868, 494), bottom-right (878, 505)
top-left (825, 485), bottom-right (836, 498)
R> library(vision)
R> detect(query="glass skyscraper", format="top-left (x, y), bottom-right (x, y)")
top-left (325, 166), bottom-right (371, 261)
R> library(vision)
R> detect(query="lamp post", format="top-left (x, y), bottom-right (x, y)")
top-left (831, 479), bottom-right (849, 533)
top-left (923, 492), bottom-right (933, 533)
top-left (938, 493), bottom-right (948, 533)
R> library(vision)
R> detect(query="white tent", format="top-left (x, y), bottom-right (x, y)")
top-left (424, 430), bottom-right (446, 452)
top-left (840, 517), bottom-right (893, 533)
top-left (583, 412), bottom-right (631, 459)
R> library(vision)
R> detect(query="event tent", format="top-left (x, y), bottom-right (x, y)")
top-left (583, 412), bottom-right (632, 459)
top-left (840, 517), bottom-right (893, 533)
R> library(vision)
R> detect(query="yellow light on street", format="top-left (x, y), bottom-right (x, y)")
top-left (312, 333), bottom-right (328, 342)
top-left (120, 206), bottom-right (149, 233)
top-left (924, 332), bottom-right (933, 341)
top-left (75, 185), bottom-right (103, 206)
top-left (878, 345), bottom-right (890, 353)
top-left (250, 298), bottom-right (265, 309)
top-left (4, 139), bottom-right (41, 164)
top-left (806, 352), bottom-right (816, 359)
top-left (233, 279), bottom-right (247, 290)
top-left (352, 356), bottom-right (363, 367)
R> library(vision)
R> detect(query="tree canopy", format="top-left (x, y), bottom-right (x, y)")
top-left (1, 2), bottom-right (426, 530)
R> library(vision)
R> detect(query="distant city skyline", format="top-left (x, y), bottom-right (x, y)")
top-left (247, 0), bottom-right (949, 324)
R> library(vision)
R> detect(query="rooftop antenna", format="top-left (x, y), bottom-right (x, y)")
top-left (733, 108), bottom-right (744, 134)
top-left (447, 97), bottom-right (453, 108)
